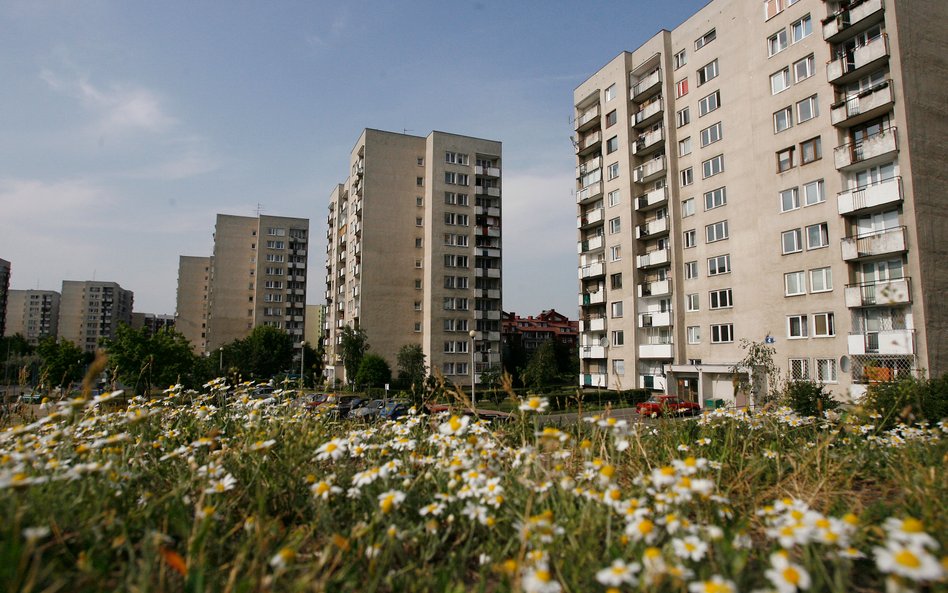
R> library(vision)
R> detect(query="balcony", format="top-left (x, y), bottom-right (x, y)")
top-left (639, 343), bottom-right (674, 359)
top-left (640, 374), bottom-right (667, 391)
top-left (580, 373), bottom-right (607, 388)
top-left (631, 68), bottom-right (662, 101)
top-left (822, 0), bottom-right (885, 43)
top-left (574, 104), bottom-right (601, 132)
top-left (579, 291), bottom-right (605, 306)
top-left (632, 127), bottom-right (665, 156)
top-left (576, 156), bottom-right (602, 179)
top-left (635, 186), bottom-right (668, 211)
top-left (580, 317), bottom-right (606, 332)
top-left (848, 329), bottom-right (915, 356)
top-left (475, 267), bottom-right (501, 278)
top-left (841, 226), bottom-right (907, 261)
top-left (636, 216), bottom-right (669, 239)
top-left (576, 181), bottom-right (604, 205)
top-left (475, 165), bottom-right (501, 177)
top-left (845, 277), bottom-right (911, 308)
top-left (576, 130), bottom-right (602, 156)
top-left (639, 311), bottom-right (673, 328)
top-left (637, 248), bottom-right (671, 269)
top-left (577, 207), bottom-right (605, 228)
top-left (579, 262), bottom-right (606, 279)
top-left (633, 97), bottom-right (663, 128)
top-left (475, 310), bottom-right (502, 320)
top-left (580, 345), bottom-right (608, 359)
top-left (478, 247), bottom-right (501, 258)
top-left (476, 205), bottom-right (501, 217)
top-left (475, 185), bottom-right (501, 197)
top-left (834, 127), bottom-right (898, 171)
top-left (837, 176), bottom-right (902, 215)
top-left (638, 278), bottom-right (672, 298)
top-left (634, 156), bottom-right (666, 184)
top-left (577, 234), bottom-right (604, 254)
top-left (831, 81), bottom-right (895, 127)
top-left (480, 225), bottom-right (501, 237)
top-left (827, 33), bottom-right (889, 85)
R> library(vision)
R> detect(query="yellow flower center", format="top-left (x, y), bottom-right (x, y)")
top-left (326, 443), bottom-right (337, 453)
top-left (380, 496), bottom-right (395, 513)
top-left (449, 416), bottom-right (462, 431)
top-left (600, 465), bottom-right (616, 479)
top-left (535, 569), bottom-right (551, 583)
top-left (639, 519), bottom-right (654, 534)
top-left (895, 549), bottom-right (921, 568)
top-left (902, 518), bottom-right (924, 533)
top-left (315, 482), bottom-right (330, 495)
top-left (644, 547), bottom-right (661, 559)
top-left (782, 567), bottom-right (800, 585)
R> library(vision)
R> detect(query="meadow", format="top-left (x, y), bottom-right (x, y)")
top-left (1, 380), bottom-right (945, 593)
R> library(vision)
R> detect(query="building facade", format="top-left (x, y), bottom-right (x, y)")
top-left (574, 0), bottom-right (947, 402)
top-left (58, 281), bottom-right (134, 352)
top-left (5, 290), bottom-right (61, 345)
top-left (175, 256), bottom-right (212, 354)
top-left (130, 313), bottom-right (176, 336)
top-left (502, 310), bottom-right (579, 357)
top-left (323, 129), bottom-right (503, 386)
top-left (0, 259), bottom-right (9, 337)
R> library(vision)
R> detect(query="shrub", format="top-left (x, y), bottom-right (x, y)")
top-left (783, 380), bottom-right (839, 417)
top-left (864, 374), bottom-right (948, 428)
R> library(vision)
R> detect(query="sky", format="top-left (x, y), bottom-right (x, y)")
top-left (0, 0), bottom-right (709, 319)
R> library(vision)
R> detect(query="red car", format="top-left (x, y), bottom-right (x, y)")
top-left (636, 395), bottom-right (701, 416)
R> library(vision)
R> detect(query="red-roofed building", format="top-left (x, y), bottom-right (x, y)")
top-left (502, 309), bottom-right (578, 357)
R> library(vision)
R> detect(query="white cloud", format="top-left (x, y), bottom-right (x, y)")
top-left (0, 177), bottom-right (117, 227)
top-left (304, 9), bottom-right (349, 48)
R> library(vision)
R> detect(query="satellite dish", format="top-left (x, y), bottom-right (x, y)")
top-left (839, 355), bottom-right (850, 373)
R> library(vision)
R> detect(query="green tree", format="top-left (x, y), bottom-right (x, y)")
top-left (36, 337), bottom-right (91, 389)
top-left (220, 325), bottom-right (294, 381)
top-left (520, 341), bottom-right (561, 392)
top-left (1, 334), bottom-right (35, 386)
top-left (732, 339), bottom-right (783, 408)
top-left (783, 380), bottom-right (839, 417)
top-left (396, 344), bottom-right (427, 395)
top-left (864, 374), bottom-right (948, 428)
top-left (355, 353), bottom-right (391, 389)
top-left (339, 326), bottom-right (369, 388)
top-left (104, 325), bottom-right (200, 394)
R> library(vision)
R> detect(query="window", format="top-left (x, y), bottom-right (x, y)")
top-left (800, 137), bottom-right (821, 164)
top-left (774, 107), bottom-right (793, 133)
top-left (782, 229), bottom-right (803, 254)
top-left (610, 245), bottom-right (621, 261)
top-left (797, 95), bottom-right (819, 123)
top-left (612, 330), bottom-right (625, 346)
top-left (684, 229), bottom-right (697, 248)
top-left (679, 137), bottom-right (692, 156)
top-left (708, 254), bottom-right (730, 276)
top-left (813, 312), bottom-right (835, 337)
top-left (685, 261), bottom-right (698, 279)
top-left (416, 217), bottom-right (424, 227)
top-left (265, 253), bottom-right (285, 262)
top-left (789, 358), bottom-right (810, 380)
top-left (695, 29), bottom-right (716, 50)
top-left (682, 198), bottom-right (695, 217)
top-left (416, 196), bottom-right (424, 206)
top-left (806, 223), bottom-right (829, 249)
top-left (785, 271), bottom-right (805, 296)
top-left (700, 122), bottom-right (722, 146)
top-left (416, 279), bottom-right (424, 289)
top-left (676, 78), bottom-right (689, 98)
top-left (768, 29), bottom-right (788, 56)
top-left (611, 301), bottom-right (624, 318)
top-left (777, 147), bottom-right (795, 172)
top-left (809, 267), bottom-right (832, 292)
top-left (606, 136), bottom-right (619, 154)
top-left (698, 91), bottom-right (720, 116)
top-left (803, 179), bottom-right (824, 205)
top-left (687, 326), bottom-right (701, 344)
top-left (674, 50), bottom-right (687, 69)
top-left (417, 177), bottom-right (424, 186)
top-left (608, 217), bottom-right (621, 234)
top-left (677, 107), bottom-right (691, 127)
top-left (610, 273), bottom-right (623, 289)
top-left (607, 162), bottom-right (620, 180)
top-left (680, 167), bottom-right (694, 187)
top-left (771, 68), bottom-right (791, 94)
top-left (704, 187), bottom-right (726, 210)
top-left (705, 220), bottom-right (729, 242)
top-left (444, 212), bottom-right (469, 226)
top-left (816, 358), bottom-right (837, 383)
top-left (266, 240), bottom-right (285, 249)
top-left (445, 152), bottom-right (469, 165)
top-left (415, 237), bottom-right (424, 248)
top-left (788, 315), bottom-right (808, 338)
top-left (709, 288), bottom-right (733, 309)
top-left (608, 189), bottom-right (621, 207)
top-left (613, 359), bottom-right (625, 376)
top-left (791, 15), bottom-right (812, 43)
top-left (686, 293), bottom-right (700, 312)
top-left (697, 60), bottom-right (719, 85)
top-left (605, 84), bottom-right (616, 102)
top-left (606, 110), bottom-right (618, 127)
top-left (445, 172), bottom-right (457, 184)
top-left (794, 55), bottom-right (815, 82)
top-left (267, 227), bottom-right (286, 236)
top-left (711, 323), bottom-right (733, 343)
top-left (702, 155), bottom-right (724, 179)
top-left (780, 188), bottom-right (800, 212)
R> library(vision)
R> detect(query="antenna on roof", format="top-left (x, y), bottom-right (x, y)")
top-left (569, 135), bottom-right (579, 149)
top-left (255, 203), bottom-right (265, 216)
top-left (403, 128), bottom-right (413, 135)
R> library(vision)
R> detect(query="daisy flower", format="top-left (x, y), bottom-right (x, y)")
top-left (378, 490), bottom-right (406, 514)
top-left (765, 551), bottom-right (811, 593)
top-left (874, 540), bottom-right (944, 582)
top-left (519, 396), bottom-right (549, 413)
top-left (521, 564), bottom-right (562, 593)
top-left (595, 558), bottom-right (641, 587)
top-left (316, 438), bottom-right (347, 460)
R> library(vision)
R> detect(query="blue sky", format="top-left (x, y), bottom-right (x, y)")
top-left (1, 0), bottom-right (708, 318)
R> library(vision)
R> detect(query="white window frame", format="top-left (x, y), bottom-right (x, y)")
top-left (610, 245), bottom-right (622, 261)
top-left (794, 54), bottom-right (815, 82)
top-left (813, 312), bottom-right (836, 337)
top-left (774, 107), bottom-right (793, 133)
top-left (791, 14), bottom-right (812, 43)
top-left (686, 293), bottom-right (700, 312)
top-left (697, 59), bottom-right (719, 86)
top-left (789, 358), bottom-right (810, 380)
top-left (704, 187), bottom-right (726, 210)
top-left (608, 217), bottom-right (621, 234)
top-left (805, 222), bottom-right (829, 250)
top-left (705, 220), bottom-right (729, 243)
top-left (797, 95), bottom-right (819, 123)
top-left (676, 78), bottom-right (689, 98)
top-left (787, 314), bottom-right (808, 338)
top-left (768, 29), bottom-right (788, 57)
top-left (782, 228), bottom-right (803, 254)
top-left (784, 271), bottom-right (806, 296)
top-left (611, 301), bottom-right (624, 318)
top-left (771, 68), bottom-right (791, 95)
top-left (780, 187), bottom-right (800, 212)
top-left (809, 267), bottom-right (833, 293)
top-left (674, 49), bottom-right (687, 70)
top-left (708, 254), bottom-right (731, 276)
top-left (700, 122), bottom-right (723, 147)
top-left (684, 229), bottom-right (697, 248)
top-left (702, 155), bottom-right (724, 179)
top-left (685, 261), bottom-right (698, 279)
top-left (607, 162), bottom-right (620, 180)
top-left (711, 323), bottom-right (734, 344)
top-left (695, 29), bottom-right (716, 50)
top-left (679, 136), bottom-right (693, 156)
top-left (698, 91), bottom-right (720, 117)
top-left (677, 107), bottom-right (691, 127)
top-left (803, 179), bottom-right (825, 206)
top-left (816, 358), bottom-right (838, 383)
top-left (687, 326), bottom-right (701, 344)
top-left (612, 330), bottom-right (625, 346)
top-left (605, 83), bottom-right (616, 102)
top-left (709, 288), bottom-right (733, 310)
top-left (681, 167), bottom-right (694, 187)
top-left (681, 197), bottom-right (695, 218)
top-left (607, 189), bottom-right (621, 207)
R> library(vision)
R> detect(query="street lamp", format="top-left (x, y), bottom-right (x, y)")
top-left (468, 329), bottom-right (477, 409)
top-left (300, 341), bottom-right (306, 391)
top-left (219, 347), bottom-right (224, 374)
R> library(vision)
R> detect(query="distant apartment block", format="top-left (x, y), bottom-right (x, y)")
top-left (5, 290), bottom-right (61, 345)
top-left (574, 0), bottom-right (947, 402)
top-left (304, 304), bottom-right (326, 348)
top-left (323, 129), bottom-right (502, 385)
top-left (175, 256), bottom-right (212, 354)
top-left (502, 310), bottom-right (579, 356)
top-left (0, 258), bottom-right (10, 337)
top-left (131, 313), bottom-right (176, 336)
top-left (58, 281), bottom-right (134, 352)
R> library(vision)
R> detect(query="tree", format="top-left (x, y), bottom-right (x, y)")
top-left (104, 325), bottom-right (200, 394)
top-left (520, 341), bottom-right (561, 392)
top-left (36, 337), bottom-right (91, 389)
top-left (355, 354), bottom-right (391, 389)
top-left (339, 326), bottom-right (369, 388)
top-left (396, 344), bottom-right (427, 394)
top-left (220, 325), bottom-right (294, 381)
top-left (731, 339), bottom-right (783, 408)
top-left (1, 334), bottom-right (35, 386)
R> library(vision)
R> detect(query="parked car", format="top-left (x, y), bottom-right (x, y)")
top-left (350, 399), bottom-right (386, 421)
top-left (305, 393), bottom-right (331, 410)
top-left (328, 395), bottom-right (366, 419)
top-left (636, 395), bottom-right (701, 416)
top-left (378, 401), bottom-right (410, 421)
top-left (426, 403), bottom-right (511, 424)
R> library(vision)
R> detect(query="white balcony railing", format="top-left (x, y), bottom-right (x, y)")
top-left (834, 127), bottom-right (898, 170)
top-left (577, 207), bottom-right (605, 228)
top-left (632, 127), bottom-right (664, 155)
top-left (635, 187), bottom-right (668, 211)
top-left (822, 0), bottom-right (884, 41)
top-left (848, 329), bottom-right (915, 356)
top-left (638, 278), bottom-right (672, 298)
top-left (827, 33), bottom-right (889, 83)
top-left (576, 181), bottom-right (604, 204)
top-left (577, 234), bottom-right (604, 254)
top-left (579, 290), bottom-right (606, 306)
top-left (837, 176), bottom-right (902, 215)
top-left (632, 68), bottom-right (661, 98)
top-left (636, 217), bottom-right (669, 239)
top-left (633, 97), bottom-right (663, 126)
top-left (580, 373), bottom-right (607, 388)
top-left (638, 311), bottom-right (673, 328)
top-left (831, 81), bottom-right (894, 126)
top-left (637, 249), bottom-right (671, 269)
top-left (634, 156), bottom-right (666, 183)
top-left (579, 262), bottom-right (606, 279)
top-left (844, 278), bottom-right (911, 308)
top-left (574, 104), bottom-right (601, 131)
top-left (841, 226), bottom-right (907, 261)
top-left (639, 343), bottom-right (674, 359)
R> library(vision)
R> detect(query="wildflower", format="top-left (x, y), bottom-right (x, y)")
top-left (519, 396), bottom-right (549, 413)
top-left (521, 564), bottom-right (562, 593)
top-left (311, 475), bottom-right (342, 500)
top-left (365, 544), bottom-right (381, 559)
top-left (642, 546), bottom-right (667, 575)
top-left (625, 516), bottom-right (659, 544)
top-left (22, 526), bottom-right (51, 543)
top-left (378, 490), bottom-right (406, 514)
top-left (316, 438), bottom-right (347, 460)
top-left (687, 575), bottom-right (737, 593)
top-left (438, 415), bottom-right (470, 436)
top-left (595, 558), bottom-right (641, 587)
top-left (249, 439), bottom-right (276, 452)
top-left (765, 551), bottom-right (811, 593)
top-left (882, 517), bottom-right (940, 550)
top-left (874, 540), bottom-right (944, 582)
top-left (205, 473), bottom-right (237, 494)
top-left (269, 547), bottom-right (295, 569)
top-left (673, 536), bottom-right (709, 562)
top-left (419, 501), bottom-right (446, 516)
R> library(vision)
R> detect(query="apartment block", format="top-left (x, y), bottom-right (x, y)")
top-left (0, 258), bottom-right (9, 337)
top-left (175, 256), bottom-right (212, 354)
top-left (502, 310), bottom-right (579, 357)
top-left (323, 129), bottom-right (502, 386)
top-left (574, 0), bottom-right (947, 402)
top-left (58, 281), bottom-right (134, 352)
top-left (5, 290), bottom-right (61, 345)
top-left (130, 313), bottom-right (176, 336)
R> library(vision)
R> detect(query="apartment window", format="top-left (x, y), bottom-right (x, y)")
top-left (813, 312), bottom-right (835, 337)
top-left (800, 137), bottom-right (821, 164)
top-left (806, 223), bottom-right (829, 249)
top-left (809, 267), bottom-right (832, 293)
top-left (711, 323), bottom-right (733, 343)
top-left (771, 68), bottom-right (791, 94)
top-left (679, 137), bottom-right (693, 156)
top-left (605, 84), bottom-right (616, 102)
top-left (682, 198), bottom-right (695, 217)
top-left (698, 91), bottom-right (720, 116)
top-left (416, 279), bottom-right (424, 289)
top-left (266, 240), bottom-right (285, 249)
top-left (704, 187), bottom-right (726, 210)
top-left (415, 237), bottom-right (423, 248)
top-left (677, 107), bottom-right (691, 127)
top-left (777, 147), bottom-right (795, 172)
top-left (606, 136), bottom-right (619, 154)
top-left (789, 358), bottom-right (809, 380)
top-left (611, 301), bottom-right (624, 318)
top-left (685, 261), bottom-right (698, 279)
top-left (676, 78), bottom-right (689, 98)
top-left (697, 59), bottom-right (719, 86)
top-left (604, 110), bottom-right (618, 127)
top-left (686, 293), bottom-right (700, 312)
top-left (774, 107), bottom-right (793, 133)
top-left (444, 213), bottom-right (469, 226)
top-left (674, 50), bottom-right (687, 70)
top-left (797, 95), bottom-right (819, 123)
top-left (687, 326), bottom-right (701, 344)
top-left (413, 322), bottom-right (422, 333)
top-left (780, 188), bottom-right (800, 212)
top-left (612, 330), bottom-right (625, 346)
top-left (610, 246), bottom-right (621, 261)
top-left (684, 229), bottom-right (697, 248)
top-left (607, 162), bottom-right (620, 180)
top-left (791, 15), bottom-right (812, 43)
top-left (705, 220), bottom-right (729, 243)
top-left (267, 227), bottom-right (286, 236)
top-left (695, 29), bottom-right (716, 50)
top-left (680, 167), bottom-right (694, 187)
top-left (700, 122), bottom-right (722, 147)
top-left (702, 155), bottom-right (724, 179)
top-left (782, 229), bottom-right (803, 254)
top-left (417, 177), bottom-right (424, 186)
top-left (613, 359), bottom-right (625, 376)
top-left (785, 271), bottom-right (805, 296)
top-left (608, 217), bottom-right (621, 234)
top-left (709, 288), bottom-right (733, 309)
top-left (265, 253), bottom-right (285, 262)
top-left (816, 358), bottom-right (837, 383)
top-left (444, 172), bottom-right (456, 185)
top-left (445, 152), bottom-right (469, 165)
top-left (708, 254), bottom-right (730, 276)
top-left (768, 29), bottom-right (788, 56)
top-left (445, 192), bottom-right (457, 205)
top-left (610, 273), bottom-right (622, 289)
top-left (794, 55), bottom-right (815, 82)
top-left (608, 189), bottom-right (621, 207)
top-left (803, 179), bottom-right (824, 205)
top-left (415, 217), bottom-right (424, 227)
top-left (456, 277), bottom-right (468, 289)
top-left (443, 276), bottom-right (455, 289)
top-left (788, 315), bottom-right (808, 338)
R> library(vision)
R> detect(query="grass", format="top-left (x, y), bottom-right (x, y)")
top-left (1, 380), bottom-right (945, 592)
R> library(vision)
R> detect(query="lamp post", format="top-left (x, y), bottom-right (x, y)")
top-left (468, 329), bottom-right (477, 409)
top-left (219, 347), bottom-right (224, 374)
top-left (299, 341), bottom-right (306, 391)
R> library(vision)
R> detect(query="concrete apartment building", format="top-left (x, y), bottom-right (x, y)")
top-left (0, 259), bottom-right (10, 337)
top-left (177, 214), bottom-right (309, 354)
top-left (130, 313), bottom-right (175, 336)
top-left (323, 129), bottom-right (502, 386)
top-left (574, 0), bottom-right (947, 402)
top-left (502, 310), bottom-right (579, 357)
top-left (58, 281), bottom-right (134, 353)
top-left (5, 290), bottom-right (61, 345)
